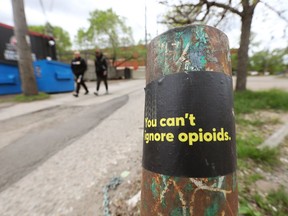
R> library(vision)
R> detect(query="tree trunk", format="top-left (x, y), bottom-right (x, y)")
top-left (11, 0), bottom-right (38, 96)
top-left (235, 9), bottom-right (254, 91)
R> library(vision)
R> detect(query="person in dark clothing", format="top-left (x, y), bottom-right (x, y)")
top-left (94, 49), bottom-right (108, 95)
top-left (71, 51), bottom-right (89, 97)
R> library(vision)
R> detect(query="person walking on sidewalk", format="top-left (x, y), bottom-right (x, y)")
top-left (71, 51), bottom-right (89, 97)
top-left (94, 49), bottom-right (109, 95)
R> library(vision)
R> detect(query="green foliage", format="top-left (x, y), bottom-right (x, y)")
top-left (234, 89), bottom-right (288, 114)
top-left (231, 53), bottom-right (238, 72)
top-left (249, 49), bottom-right (287, 74)
top-left (234, 88), bottom-right (287, 165)
top-left (239, 201), bottom-right (261, 216)
top-left (235, 88), bottom-right (288, 216)
top-left (75, 28), bottom-right (89, 50)
top-left (249, 50), bottom-right (269, 73)
top-left (29, 23), bottom-right (72, 56)
top-left (253, 193), bottom-right (269, 211)
top-left (235, 116), bottom-right (265, 127)
top-left (239, 189), bottom-right (288, 216)
top-left (28, 25), bottom-right (45, 34)
top-left (246, 173), bottom-right (263, 184)
top-left (14, 92), bottom-right (50, 102)
top-left (75, 8), bottom-right (135, 67)
top-left (229, 47), bottom-right (287, 75)
top-left (52, 26), bottom-right (72, 54)
top-left (77, 8), bottom-right (134, 51)
top-left (267, 187), bottom-right (288, 215)
top-left (249, 188), bottom-right (288, 216)
top-left (236, 133), bottom-right (279, 165)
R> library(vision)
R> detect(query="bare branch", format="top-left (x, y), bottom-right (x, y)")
top-left (161, 0), bottom-right (242, 27)
top-left (202, 0), bottom-right (242, 16)
top-left (261, 1), bottom-right (288, 23)
top-left (214, 8), bottom-right (228, 27)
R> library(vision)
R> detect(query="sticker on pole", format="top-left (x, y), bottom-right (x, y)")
top-left (142, 71), bottom-right (236, 178)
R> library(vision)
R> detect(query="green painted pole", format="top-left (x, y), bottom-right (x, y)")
top-left (141, 25), bottom-right (238, 215)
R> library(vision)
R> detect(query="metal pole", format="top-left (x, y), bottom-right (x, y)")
top-left (144, 0), bottom-right (147, 47)
top-left (141, 25), bottom-right (238, 215)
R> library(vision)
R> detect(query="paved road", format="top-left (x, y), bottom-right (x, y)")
top-left (233, 75), bottom-right (288, 91)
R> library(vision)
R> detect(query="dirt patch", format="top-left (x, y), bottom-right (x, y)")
top-left (253, 137), bottom-right (288, 194)
top-left (105, 111), bottom-right (288, 215)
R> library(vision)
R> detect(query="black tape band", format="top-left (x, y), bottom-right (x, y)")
top-left (142, 71), bottom-right (236, 178)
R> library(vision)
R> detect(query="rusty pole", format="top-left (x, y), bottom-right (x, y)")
top-left (141, 25), bottom-right (238, 215)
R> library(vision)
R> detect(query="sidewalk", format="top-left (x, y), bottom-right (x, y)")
top-left (0, 79), bottom-right (145, 122)
top-left (0, 79), bottom-right (146, 216)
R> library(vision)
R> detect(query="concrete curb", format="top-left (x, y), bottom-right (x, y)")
top-left (259, 122), bottom-right (288, 149)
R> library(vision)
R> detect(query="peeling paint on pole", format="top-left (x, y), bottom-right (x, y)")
top-left (141, 25), bottom-right (238, 215)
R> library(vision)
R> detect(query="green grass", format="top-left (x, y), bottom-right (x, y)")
top-left (235, 116), bottom-right (266, 127)
top-left (234, 89), bottom-right (286, 166)
top-left (239, 201), bottom-right (262, 216)
top-left (0, 92), bottom-right (50, 103)
top-left (239, 187), bottom-right (288, 216)
top-left (246, 173), bottom-right (263, 184)
top-left (234, 89), bottom-right (288, 114)
top-left (267, 186), bottom-right (288, 215)
top-left (237, 133), bottom-right (279, 165)
top-left (235, 89), bottom-right (288, 216)
top-left (251, 187), bottom-right (288, 216)
top-left (14, 92), bottom-right (50, 102)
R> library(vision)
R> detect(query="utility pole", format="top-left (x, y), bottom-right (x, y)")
top-left (144, 0), bottom-right (147, 47)
top-left (141, 25), bottom-right (238, 215)
top-left (11, 0), bottom-right (38, 96)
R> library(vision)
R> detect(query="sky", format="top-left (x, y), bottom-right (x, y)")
top-left (0, 0), bottom-right (287, 51)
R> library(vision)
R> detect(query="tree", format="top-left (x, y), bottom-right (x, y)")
top-left (249, 49), bottom-right (287, 74)
top-left (11, 0), bottom-right (38, 96)
top-left (76, 8), bottom-right (134, 67)
top-left (74, 28), bottom-right (89, 51)
top-left (29, 23), bottom-right (72, 59)
top-left (159, 0), bottom-right (288, 91)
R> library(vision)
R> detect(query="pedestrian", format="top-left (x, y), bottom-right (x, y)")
top-left (71, 51), bottom-right (89, 97)
top-left (94, 49), bottom-right (108, 95)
